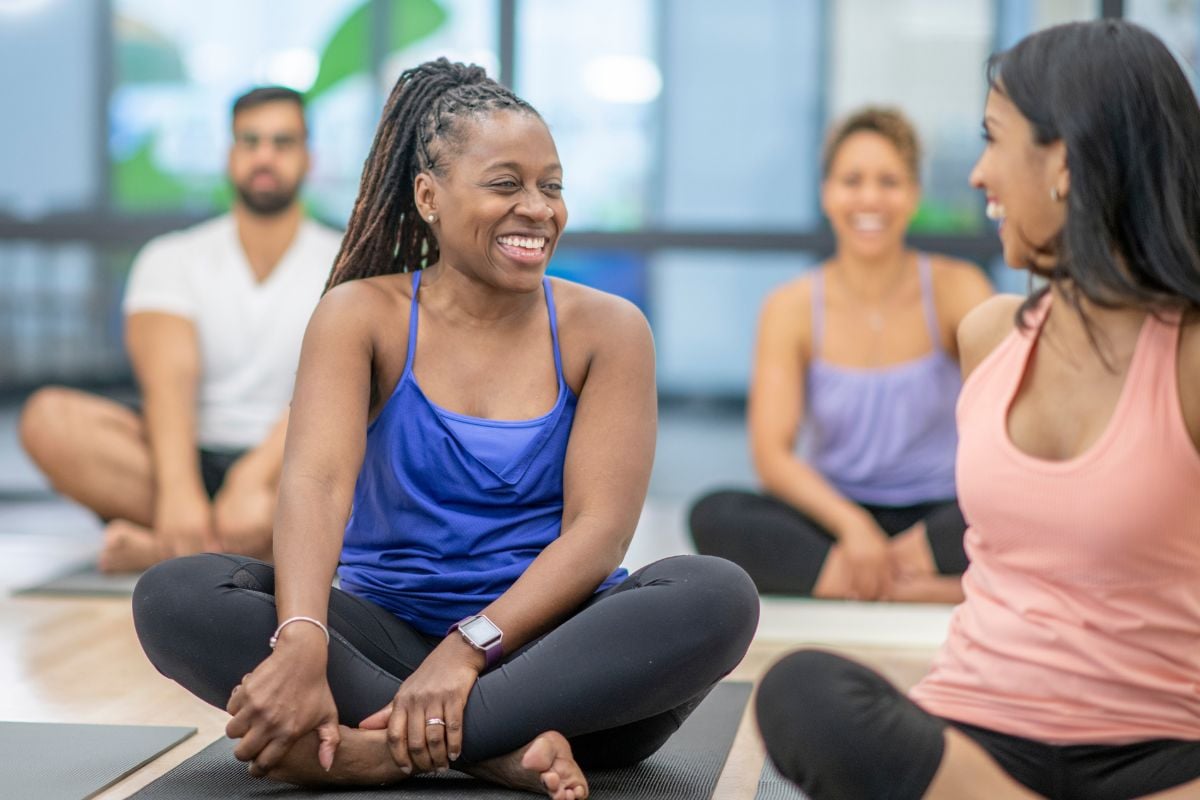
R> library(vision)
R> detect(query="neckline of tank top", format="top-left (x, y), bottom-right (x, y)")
top-left (402, 271), bottom-right (572, 427)
top-left (997, 302), bottom-right (1157, 471)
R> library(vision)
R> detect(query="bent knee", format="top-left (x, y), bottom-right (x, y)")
top-left (688, 489), bottom-right (744, 545)
top-left (661, 555), bottom-right (760, 661)
top-left (757, 650), bottom-right (883, 739)
top-left (19, 386), bottom-right (76, 462)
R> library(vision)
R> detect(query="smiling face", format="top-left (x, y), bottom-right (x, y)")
top-left (821, 131), bottom-right (920, 260)
top-left (415, 110), bottom-right (566, 292)
top-left (971, 88), bottom-right (1069, 269)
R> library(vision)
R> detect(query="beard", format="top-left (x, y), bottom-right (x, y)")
top-left (234, 170), bottom-right (301, 216)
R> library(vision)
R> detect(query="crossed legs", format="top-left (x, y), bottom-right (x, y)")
top-left (19, 386), bottom-right (274, 571)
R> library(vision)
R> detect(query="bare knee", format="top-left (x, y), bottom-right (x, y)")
top-left (20, 386), bottom-right (80, 470)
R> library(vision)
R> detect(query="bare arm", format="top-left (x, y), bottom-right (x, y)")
top-left (956, 294), bottom-right (1026, 382)
top-left (125, 312), bottom-right (211, 553)
top-left (1177, 312), bottom-right (1200, 450)
top-left (477, 295), bottom-right (656, 649)
top-left (932, 258), bottom-right (995, 361)
top-left (230, 409), bottom-right (290, 486)
top-left (224, 281), bottom-right (380, 773)
top-left (272, 284), bottom-right (376, 641)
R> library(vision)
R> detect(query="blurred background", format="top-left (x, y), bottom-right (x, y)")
top-left (0, 0), bottom-right (1198, 564)
top-left (2, 0), bottom-right (1199, 399)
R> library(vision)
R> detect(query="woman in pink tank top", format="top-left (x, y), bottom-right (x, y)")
top-left (756, 21), bottom-right (1200, 800)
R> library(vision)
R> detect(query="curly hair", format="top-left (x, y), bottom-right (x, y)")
top-left (822, 106), bottom-right (921, 182)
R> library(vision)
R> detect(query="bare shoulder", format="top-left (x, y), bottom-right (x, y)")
top-left (759, 271), bottom-right (814, 335)
top-left (929, 255), bottom-right (994, 320)
top-left (957, 294), bottom-right (1025, 378)
top-left (929, 254), bottom-right (992, 292)
top-left (1178, 310), bottom-right (1200, 415)
top-left (309, 274), bottom-right (409, 337)
top-left (548, 277), bottom-right (651, 345)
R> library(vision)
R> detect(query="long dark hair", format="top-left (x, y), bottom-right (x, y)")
top-left (326, 58), bottom-right (539, 290)
top-left (989, 20), bottom-right (1200, 334)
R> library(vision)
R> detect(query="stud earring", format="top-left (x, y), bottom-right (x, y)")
top-left (428, 214), bottom-right (437, 223)
top-left (1050, 187), bottom-right (1061, 202)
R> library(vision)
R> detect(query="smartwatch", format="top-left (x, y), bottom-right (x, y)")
top-left (449, 614), bottom-right (504, 669)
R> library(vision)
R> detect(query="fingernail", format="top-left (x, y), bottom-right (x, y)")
top-left (401, 765), bottom-right (412, 775)
top-left (449, 752), bottom-right (459, 761)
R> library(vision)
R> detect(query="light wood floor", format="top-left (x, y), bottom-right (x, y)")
top-left (0, 592), bottom-right (937, 800)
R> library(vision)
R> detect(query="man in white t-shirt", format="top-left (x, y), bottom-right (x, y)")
top-left (19, 86), bottom-right (342, 572)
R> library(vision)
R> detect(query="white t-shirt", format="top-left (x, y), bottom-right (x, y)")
top-left (123, 213), bottom-right (343, 449)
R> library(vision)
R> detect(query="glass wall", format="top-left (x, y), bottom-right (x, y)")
top-left (1127, 0), bottom-right (1200, 82)
top-left (2, 0), bottom-right (1114, 395)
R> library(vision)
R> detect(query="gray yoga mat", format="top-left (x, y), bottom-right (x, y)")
top-left (0, 721), bottom-right (194, 800)
top-left (754, 760), bottom-right (811, 800)
top-left (132, 681), bottom-right (752, 799)
top-left (15, 562), bottom-right (141, 597)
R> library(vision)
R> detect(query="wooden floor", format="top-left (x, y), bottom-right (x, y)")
top-left (0, 591), bottom-right (937, 800)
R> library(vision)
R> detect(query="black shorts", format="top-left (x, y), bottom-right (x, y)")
top-left (198, 449), bottom-right (246, 498)
top-left (954, 720), bottom-right (1200, 800)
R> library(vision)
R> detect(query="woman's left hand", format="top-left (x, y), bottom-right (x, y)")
top-left (358, 635), bottom-right (485, 774)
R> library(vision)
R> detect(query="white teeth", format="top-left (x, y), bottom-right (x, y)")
top-left (497, 235), bottom-right (546, 251)
top-left (985, 200), bottom-right (1006, 221)
top-left (850, 214), bottom-right (885, 232)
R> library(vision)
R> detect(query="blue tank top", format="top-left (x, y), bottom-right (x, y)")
top-left (803, 255), bottom-right (961, 506)
top-left (338, 271), bottom-right (627, 635)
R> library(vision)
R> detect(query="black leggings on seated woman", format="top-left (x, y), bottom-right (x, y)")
top-left (757, 650), bottom-right (1200, 800)
top-left (689, 489), bottom-right (968, 595)
top-left (132, 552), bottom-right (758, 768)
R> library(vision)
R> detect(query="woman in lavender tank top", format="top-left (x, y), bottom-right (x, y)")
top-left (690, 108), bottom-right (992, 602)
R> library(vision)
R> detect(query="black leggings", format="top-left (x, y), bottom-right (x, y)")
top-left (132, 553), bottom-right (759, 768)
top-left (756, 650), bottom-right (1200, 800)
top-left (689, 489), bottom-right (968, 595)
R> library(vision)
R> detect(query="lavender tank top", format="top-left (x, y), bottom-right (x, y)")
top-left (803, 255), bottom-right (960, 506)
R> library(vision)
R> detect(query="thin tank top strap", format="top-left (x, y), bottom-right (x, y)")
top-left (404, 270), bottom-right (422, 375)
top-left (917, 254), bottom-right (944, 355)
top-left (543, 277), bottom-right (565, 381)
top-left (811, 268), bottom-right (826, 357)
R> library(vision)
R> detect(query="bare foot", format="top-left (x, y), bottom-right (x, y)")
top-left (98, 520), bottom-right (162, 573)
top-left (262, 727), bottom-right (405, 787)
top-left (465, 731), bottom-right (588, 800)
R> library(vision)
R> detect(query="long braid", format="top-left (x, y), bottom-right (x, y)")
top-left (326, 58), bottom-right (538, 291)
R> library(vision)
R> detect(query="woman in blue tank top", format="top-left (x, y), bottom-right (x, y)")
top-left (690, 108), bottom-right (992, 603)
top-left (131, 60), bottom-right (758, 799)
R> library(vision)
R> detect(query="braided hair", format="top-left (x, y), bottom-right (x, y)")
top-left (326, 58), bottom-right (539, 290)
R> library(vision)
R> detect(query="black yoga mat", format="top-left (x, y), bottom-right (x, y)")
top-left (754, 759), bottom-right (812, 800)
top-left (0, 721), bottom-right (194, 800)
top-left (132, 681), bottom-right (752, 799)
top-left (15, 562), bottom-right (141, 597)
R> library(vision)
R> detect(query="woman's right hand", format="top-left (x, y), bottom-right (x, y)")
top-left (836, 517), bottom-right (892, 601)
top-left (224, 626), bottom-right (340, 776)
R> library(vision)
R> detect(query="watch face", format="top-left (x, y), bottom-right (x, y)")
top-left (461, 615), bottom-right (502, 646)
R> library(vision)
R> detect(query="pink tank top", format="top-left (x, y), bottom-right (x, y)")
top-left (910, 296), bottom-right (1200, 744)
